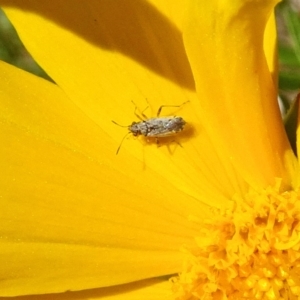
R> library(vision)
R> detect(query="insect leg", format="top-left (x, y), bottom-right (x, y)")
top-left (116, 132), bottom-right (132, 155)
top-left (131, 101), bottom-right (149, 120)
top-left (173, 140), bottom-right (183, 147)
top-left (156, 137), bottom-right (160, 147)
top-left (156, 100), bottom-right (189, 117)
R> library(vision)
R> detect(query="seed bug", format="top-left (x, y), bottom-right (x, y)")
top-left (112, 101), bottom-right (188, 154)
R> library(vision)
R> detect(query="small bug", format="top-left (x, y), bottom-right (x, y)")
top-left (112, 101), bottom-right (188, 154)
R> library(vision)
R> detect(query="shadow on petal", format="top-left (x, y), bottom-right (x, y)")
top-left (1, 0), bottom-right (195, 90)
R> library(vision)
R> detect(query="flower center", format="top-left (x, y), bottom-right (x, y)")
top-left (172, 183), bottom-right (300, 299)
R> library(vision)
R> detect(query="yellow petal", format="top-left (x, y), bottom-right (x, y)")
top-left (264, 12), bottom-right (278, 87)
top-left (1, 61), bottom-right (210, 296)
top-left (0, 2), bottom-right (248, 201)
top-left (183, 0), bottom-right (297, 189)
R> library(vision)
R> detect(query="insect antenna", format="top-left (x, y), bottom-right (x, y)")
top-left (115, 132), bottom-right (132, 155)
top-left (112, 120), bottom-right (128, 127)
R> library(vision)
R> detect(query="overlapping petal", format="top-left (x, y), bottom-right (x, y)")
top-left (183, 0), bottom-right (298, 190)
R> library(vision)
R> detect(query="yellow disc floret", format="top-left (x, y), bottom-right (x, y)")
top-left (172, 183), bottom-right (300, 300)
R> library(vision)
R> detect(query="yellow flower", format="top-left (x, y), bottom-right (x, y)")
top-left (1, 0), bottom-right (300, 299)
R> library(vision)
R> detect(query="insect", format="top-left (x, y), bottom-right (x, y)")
top-left (112, 101), bottom-right (188, 154)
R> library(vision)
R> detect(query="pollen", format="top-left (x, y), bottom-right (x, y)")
top-left (171, 183), bottom-right (300, 299)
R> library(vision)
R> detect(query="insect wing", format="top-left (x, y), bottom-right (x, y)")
top-left (145, 116), bottom-right (185, 137)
